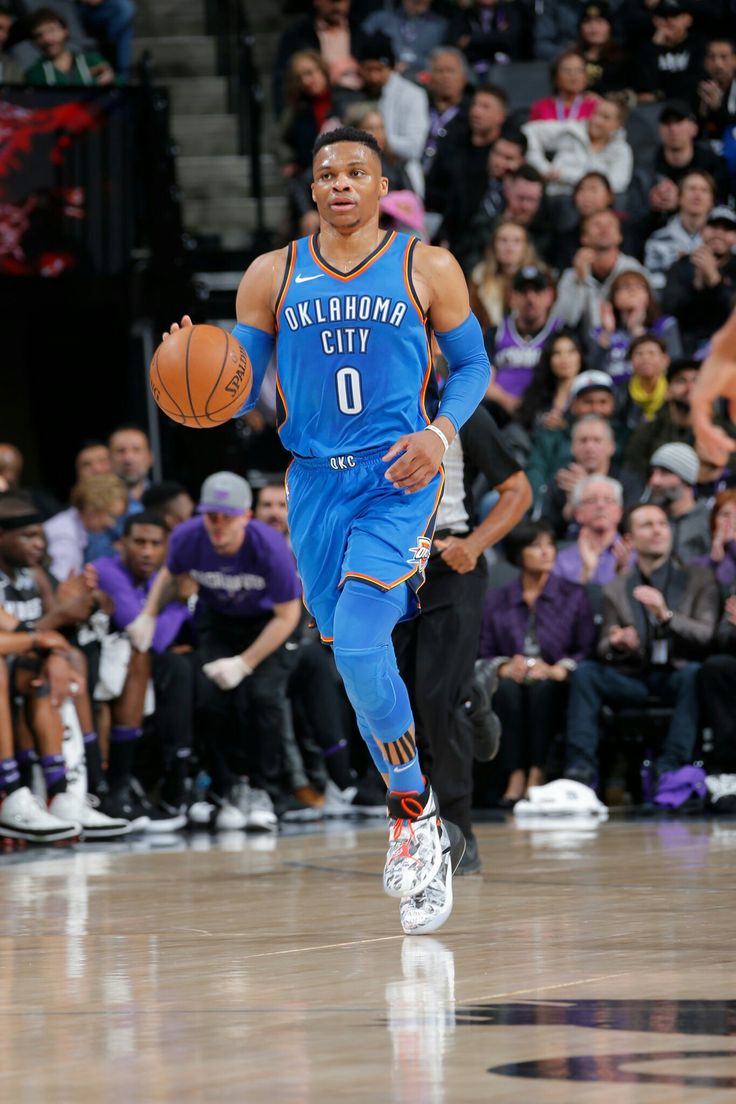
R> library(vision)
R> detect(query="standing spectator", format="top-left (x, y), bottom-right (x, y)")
top-left (524, 95), bottom-right (633, 197)
top-left (468, 219), bottom-right (544, 331)
top-left (449, 0), bottom-right (525, 81)
top-left (76, 0), bottom-right (136, 81)
top-left (529, 49), bottom-right (599, 122)
top-left (577, 2), bottom-right (632, 94)
top-left (24, 7), bottom-right (115, 85)
top-left (661, 205), bottom-right (736, 355)
top-left (697, 37), bottom-right (736, 146)
top-left (553, 474), bottom-right (631, 584)
top-left (508, 328), bottom-right (585, 464)
top-left (354, 32), bottom-right (429, 194)
top-left (634, 0), bottom-right (707, 104)
top-left (360, 0), bottom-right (448, 83)
top-left (564, 502), bottom-right (719, 798)
top-left (644, 441), bottom-right (712, 560)
top-left (272, 0), bottom-right (360, 117)
top-left (422, 47), bottom-right (471, 182)
top-left (478, 520), bottom-right (596, 807)
top-left (622, 357), bottom-right (701, 477)
top-left (0, 4), bottom-right (22, 81)
top-left (644, 169), bottom-right (715, 289)
top-left (693, 488), bottom-right (736, 587)
top-left (613, 333), bottom-right (671, 442)
top-left (554, 208), bottom-right (647, 330)
top-left (592, 269), bottom-right (683, 382)
top-left (43, 473), bottom-right (127, 582)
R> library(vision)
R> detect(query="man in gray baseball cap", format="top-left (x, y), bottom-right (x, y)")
top-left (197, 471), bottom-right (253, 516)
top-left (645, 442), bottom-right (710, 560)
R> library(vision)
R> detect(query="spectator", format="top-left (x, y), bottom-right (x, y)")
top-left (24, 7), bottom-right (115, 85)
top-left (272, 0), bottom-right (360, 117)
top-left (0, 442), bottom-right (61, 521)
top-left (634, 0), bottom-right (707, 104)
top-left (694, 442), bottom-right (736, 506)
top-left (524, 94), bottom-right (633, 197)
top-left (554, 208), bottom-right (647, 329)
top-left (360, 0), bottom-right (448, 83)
top-left (697, 37), bottom-right (736, 146)
top-left (74, 440), bottom-right (111, 481)
top-left (699, 592), bottom-right (736, 811)
top-left (478, 519), bottom-right (596, 807)
top-left (43, 473), bottom-right (127, 582)
top-left (648, 100), bottom-right (728, 224)
top-left (0, 3), bottom-right (22, 81)
top-left (564, 501), bottom-right (719, 798)
top-left (661, 204), bottom-right (736, 355)
top-left (508, 328), bottom-right (585, 464)
top-left (622, 356), bottom-right (700, 477)
top-left (553, 474), bottom-right (631, 583)
top-left (354, 31), bottom-right (429, 194)
top-left (468, 218), bottom-right (543, 331)
top-left (644, 441), bottom-right (712, 559)
top-left (484, 265), bottom-right (560, 421)
top-left (526, 368), bottom-right (617, 503)
top-left (644, 169), bottom-right (715, 289)
top-left (540, 413), bottom-right (644, 538)
top-left (529, 49), bottom-right (599, 122)
top-left (140, 481), bottom-right (195, 532)
top-left (449, 0), bottom-right (525, 81)
top-left (692, 487), bottom-right (736, 587)
top-left (109, 425), bottom-right (153, 517)
top-left (576, 2), bottom-right (632, 94)
top-left (76, 0), bottom-right (136, 81)
top-left (344, 103), bottom-right (416, 193)
top-left (422, 47), bottom-right (471, 181)
top-left (128, 473), bottom-right (302, 832)
top-left (554, 170), bottom-right (618, 269)
top-left (592, 269), bottom-right (683, 382)
top-left (613, 333), bottom-right (671, 442)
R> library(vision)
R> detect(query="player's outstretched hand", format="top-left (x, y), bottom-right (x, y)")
top-left (383, 430), bottom-right (445, 493)
top-left (162, 315), bottom-right (194, 342)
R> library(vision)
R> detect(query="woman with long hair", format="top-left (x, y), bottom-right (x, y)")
top-left (576, 2), bottom-right (631, 95)
top-left (529, 48), bottom-right (599, 122)
top-left (468, 219), bottom-right (543, 331)
top-left (592, 270), bottom-right (683, 383)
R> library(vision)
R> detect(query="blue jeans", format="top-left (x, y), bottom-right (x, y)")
top-left (565, 660), bottom-right (701, 777)
top-left (80, 0), bottom-right (136, 77)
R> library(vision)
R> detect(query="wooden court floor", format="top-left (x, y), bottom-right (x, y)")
top-left (1, 816), bottom-right (735, 1103)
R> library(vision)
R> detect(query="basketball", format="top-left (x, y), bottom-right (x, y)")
top-left (149, 324), bottom-right (252, 429)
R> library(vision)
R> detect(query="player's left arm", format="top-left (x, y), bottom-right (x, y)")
top-left (384, 246), bottom-right (491, 493)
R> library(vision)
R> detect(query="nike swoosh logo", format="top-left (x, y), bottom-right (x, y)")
top-left (295, 273), bottom-right (324, 283)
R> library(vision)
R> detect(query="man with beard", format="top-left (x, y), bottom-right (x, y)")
top-left (643, 443), bottom-right (711, 562)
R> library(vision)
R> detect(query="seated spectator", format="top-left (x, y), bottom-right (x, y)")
top-left (25, 7), bottom-right (115, 85)
top-left (694, 443), bottom-right (736, 506)
top-left (553, 474), bottom-right (631, 584)
top-left (526, 368), bottom-right (617, 503)
top-left (449, 0), bottom-right (525, 80)
top-left (692, 488), bottom-right (736, 588)
top-left (697, 37), bottom-right (736, 148)
top-left (554, 208), bottom-right (647, 330)
top-left (529, 48), bottom-right (599, 122)
top-left (484, 265), bottom-right (560, 421)
top-left (698, 592), bottom-right (736, 811)
top-left (272, 0), bottom-right (360, 117)
top-left (634, 0), bottom-right (707, 104)
top-left (647, 100), bottom-right (728, 228)
top-left (592, 269), bottom-right (683, 382)
top-left (75, 440), bottom-right (111, 481)
top-left (554, 170), bottom-right (622, 269)
top-left (0, 3), bottom-right (23, 81)
top-left (43, 473), bottom-right (127, 582)
top-left (140, 481), bottom-right (194, 532)
top-left (622, 356), bottom-right (700, 477)
top-left (508, 328), bottom-right (585, 463)
top-left (478, 519), bottom-right (596, 806)
top-left (468, 218), bottom-right (543, 331)
top-left (661, 204), bottom-right (736, 355)
top-left (613, 334), bottom-right (671, 443)
top-left (533, 0), bottom-right (593, 61)
top-left (644, 169), bottom-right (715, 290)
top-left (360, 0), bottom-right (448, 83)
top-left (564, 501), bottom-right (719, 798)
top-left (644, 441), bottom-right (712, 560)
top-left (421, 47), bottom-right (471, 182)
top-left (540, 412), bottom-right (644, 538)
top-left (354, 32), bottom-right (429, 194)
top-left (75, 0), bottom-right (136, 81)
top-left (344, 103), bottom-right (415, 193)
top-left (524, 94), bottom-right (633, 197)
top-left (576, 2), bottom-right (632, 94)
top-left (94, 511), bottom-right (193, 829)
top-left (0, 442), bottom-right (61, 521)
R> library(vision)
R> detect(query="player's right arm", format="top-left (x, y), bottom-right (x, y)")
top-left (691, 306), bottom-right (736, 464)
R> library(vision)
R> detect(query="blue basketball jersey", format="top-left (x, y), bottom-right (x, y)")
top-left (274, 231), bottom-right (437, 458)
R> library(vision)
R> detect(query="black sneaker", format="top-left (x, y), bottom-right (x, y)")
top-left (100, 787), bottom-right (151, 831)
top-left (456, 832), bottom-right (482, 876)
top-left (469, 660), bottom-right (502, 762)
top-left (143, 801), bottom-right (187, 832)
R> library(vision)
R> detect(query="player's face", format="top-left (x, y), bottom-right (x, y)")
top-left (0, 524), bottom-right (45, 568)
top-left (311, 144), bottom-right (388, 230)
top-left (76, 445), bottom-right (112, 480)
top-left (122, 524), bottom-right (167, 579)
top-left (109, 430), bottom-right (153, 486)
top-left (255, 487), bottom-right (289, 534)
top-left (202, 510), bottom-right (249, 555)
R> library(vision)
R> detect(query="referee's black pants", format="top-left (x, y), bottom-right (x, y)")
top-left (394, 552), bottom-right (488, 839)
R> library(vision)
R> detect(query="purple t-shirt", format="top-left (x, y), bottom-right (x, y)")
top-left (93, 555), bottom-right (191, 653)
top-left (167, 517), bottom-right (301, 618)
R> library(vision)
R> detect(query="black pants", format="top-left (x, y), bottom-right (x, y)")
top-left (192, 612), bottom-right (290, 800)
top-left (152, 651), bottom-right (193, 803)
top-left (394, 553), bottom-right (487, 838)
top-left (287, 639), bottom-right (353, 789)
top-left (494, 678), bottom-right (567, 774)
top-left (699, 654), bottom-right (736, 773)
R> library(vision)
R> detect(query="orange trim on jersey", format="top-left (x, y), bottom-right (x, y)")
top-left (275, 242), bottom-right (297, 326)
top-left (418, 331), bottom-right (433, 425)
top-left (320, 634), bottom-right (334, 644)
top-left (275, 370), bottom-right (289, 432)
top-left (308, 231), bottom-right (397, 282)
top-left (402, 237), bottom-right (426, 322)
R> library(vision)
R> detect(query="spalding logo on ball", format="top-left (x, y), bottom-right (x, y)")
top-left (149, 324), bottom-right (253, 428)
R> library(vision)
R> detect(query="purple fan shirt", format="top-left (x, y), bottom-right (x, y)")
top-left (167, 517), bottom-right (301, 618)
top-left (93, 555), bottom-right (191, 653)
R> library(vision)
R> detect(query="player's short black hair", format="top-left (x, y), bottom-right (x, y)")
top-left (312, 126), bottom-right (382, 161)
top-left (123, 510), bottom-right (168, 537)
top-left (141, 481), bottom-right (189, 509)
top-left (505, 520), bottom-right (556, 568)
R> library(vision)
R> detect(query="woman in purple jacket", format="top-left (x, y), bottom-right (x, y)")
top-left (479, 520), bottom-right (596, 807)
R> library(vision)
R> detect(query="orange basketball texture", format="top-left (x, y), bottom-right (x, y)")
top-left (149, 325), bottom-right (252, 428)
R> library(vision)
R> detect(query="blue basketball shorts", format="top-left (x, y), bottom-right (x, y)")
top-left (286, 446), bottom-right (444, 642)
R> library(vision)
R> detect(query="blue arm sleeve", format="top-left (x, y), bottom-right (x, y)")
top-left (434, 312), bottom-right (491, 434)
top-left (230, 322), bottom-right (276, 417)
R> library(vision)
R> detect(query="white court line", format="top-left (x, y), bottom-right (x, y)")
top-left (462, 972), bottom-right (630, 1003)
top-left (239, 934), bottom-right (404, 960)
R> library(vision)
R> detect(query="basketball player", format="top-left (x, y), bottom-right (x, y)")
top-left (691, 306), bottom-right (736, 464)
top-left (134, 127), bottom-right (503, 934)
